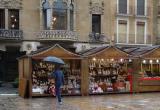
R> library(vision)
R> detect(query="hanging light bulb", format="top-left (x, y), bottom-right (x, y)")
top-left (142, 60), bottom-right (146, 64)
top-left (156, 59), bottom-right (159, 63)
top-left (149, 60), bottom-right (153, 64)
top-left (92, 57), bottom-right (96, 61)
top-left (120, 58), bottom-right (123, 62)
top-left (101, 59), bottom-right (104, 62)
top-left (11, 15), bottom-right (14, 18)
top-left (11, 24), bottom-right (15, 28)
top-left (111, 59), bottom-right (114, 62)
top-left (129, 59), bottom-right (132, 62)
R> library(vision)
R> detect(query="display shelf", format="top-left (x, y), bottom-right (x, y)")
top-left (139, 77), bottom-right (160, 81)
top-left (89, 59), bottom-right (131, 94)
top-left (31, 59), bottom-right (81, 96)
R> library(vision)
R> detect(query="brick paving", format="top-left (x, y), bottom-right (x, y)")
top-left (0, 93), bottom-right (160, 110)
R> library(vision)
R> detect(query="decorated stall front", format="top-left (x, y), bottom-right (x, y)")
top-left (130, 46), bottom-right (160, 92)
top-left (18, 44), bottom-right (84, 97)
top-left (81, 46), bottom-right (133, 94)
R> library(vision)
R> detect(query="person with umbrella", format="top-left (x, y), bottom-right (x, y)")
top-left (44, 56), bottom-right (65, 105)
top-left (53, 64), bottom-right (64, 105)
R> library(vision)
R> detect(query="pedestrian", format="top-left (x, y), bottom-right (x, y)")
top-left (52, 64), bottom-right (64, 105)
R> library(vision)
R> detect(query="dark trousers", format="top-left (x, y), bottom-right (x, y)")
top-left (55, 86), bottom-right (62, 102)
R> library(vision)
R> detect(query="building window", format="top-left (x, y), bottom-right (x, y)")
top-left (92, 14), bottom-right (101, 34)
top-left (43, 0), bottom-right (74, 30)
top-left (118, 0), bottom-right (127, 14)
top-left (8, 9), bottom-right (19, 29)
top-left (137, 0), bottom-right (145, 16)
top-left (51, 8), bottom-right (67, 30)
top-left (158, 20), bottom-right (160, 37)
top-left (136, 21), bottom-right (145, 44)
top-left (0, 9), bottom-right (5, 29)
top-left (117, 20), bottom-right (128, 43)
top-left (70, 4), bottom-right (74, 31)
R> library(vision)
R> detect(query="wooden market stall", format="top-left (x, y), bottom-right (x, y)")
top-left (127, 46), bottom-right (160, 92)
top-left (81, 46), bottom-right (133, 94)
top-left (125, 46), bottom-right (160, 92)
top-left (18, 44), bottom-right (85, 98)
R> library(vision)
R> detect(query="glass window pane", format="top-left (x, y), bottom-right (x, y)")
top-left (52, 9), bottom-right (67, 30)
top-left (45, 9), bottom-right (52, 29)
top-left (137, 0), bottom-right (145, 15)
top-left (70, 4), bottom-right (74, 31)
top-left (137, 22), bottom-right (145, 44)
top-left (158, 20), bottom-right (160, 36)
top-left (0, 9), bottom-right (5, 29)
top-left (119, 0), bottom-right (127, 14)
top-left (92, 14), bottom-right (101, 34)
top-left (8, 9), bottom-right (19, 29)
top-left (118, 20), bottom-right (127, 43)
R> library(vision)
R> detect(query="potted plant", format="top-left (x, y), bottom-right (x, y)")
top-left (12, 78), bottom-right (19, 88)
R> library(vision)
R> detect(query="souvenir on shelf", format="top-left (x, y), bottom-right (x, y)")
top-left (89, 59), bottom-right (130, 94)
top-left (32, 60), bottom-right (81, 95)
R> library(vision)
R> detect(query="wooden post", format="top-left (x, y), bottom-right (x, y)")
top-left (28, 58), bottom-right (33, 98)
top-left (132, 58), bottom-right (141, 93)
top-left (81, 58), bottom-right (89, 96)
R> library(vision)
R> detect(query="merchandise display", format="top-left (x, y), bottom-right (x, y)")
top-left (32, 60), bottom-right (81, 95)
top-left (89, 58), bottom-right (131, 94)
top-left (140, 59), bottom-right (160, 78)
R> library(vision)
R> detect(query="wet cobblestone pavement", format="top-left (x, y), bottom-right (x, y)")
top-left (0, 83), bottom-right (18, 95)
top-left (0, 93), bottom-right (160, 110)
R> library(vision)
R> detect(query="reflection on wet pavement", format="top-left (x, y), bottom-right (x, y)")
top-left (0, 93), bottom-right (160, 110)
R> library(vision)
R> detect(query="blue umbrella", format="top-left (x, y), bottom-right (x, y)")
top-left (43, 56), bottom-right (65, 65)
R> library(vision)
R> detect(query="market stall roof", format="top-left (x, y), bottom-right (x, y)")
top-left (138, 46), bottom-right (160, 59)
top-left (81, 46), bottom-right (130, 59)
top-left (19, 44), bottom-right (82, 60)
top-left (120, 46), bottom-right (160, 59)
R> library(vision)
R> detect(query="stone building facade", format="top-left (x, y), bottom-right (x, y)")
top-left (0, 0), bottom-right (159, 81)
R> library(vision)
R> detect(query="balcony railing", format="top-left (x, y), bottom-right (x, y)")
top-left (37, 30), bottom-right (78, 41)
top-left (89, 33), bottom-right (105, 42)
top-left (0, 29), bottom-right (23, 40)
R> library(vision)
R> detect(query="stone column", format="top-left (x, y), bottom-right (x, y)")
top-left (19, 9), bottom-right (23, 30)
top-left (67, 8), bottom-right (70, 30)
top-left (5, 9), bottom-right (8, 29)
top-left (40, 8), bottom-right (44, 30)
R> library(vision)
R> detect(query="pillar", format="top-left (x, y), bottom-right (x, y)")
top-left (5, 9), bottom-right (8, 29)
top-left (81, 58), bottom-right (89, 96)
top-left (132, 58), bottom-right (141, 93)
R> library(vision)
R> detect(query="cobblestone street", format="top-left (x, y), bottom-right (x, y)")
top-left (0, 93), bottom-right (160, 110)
